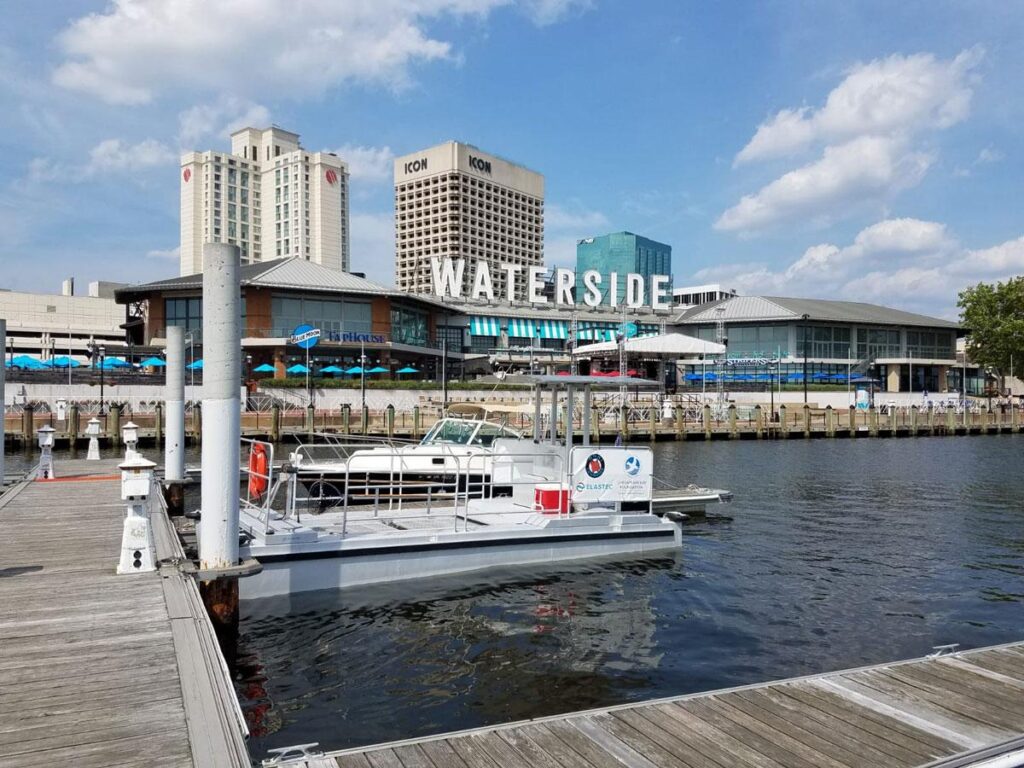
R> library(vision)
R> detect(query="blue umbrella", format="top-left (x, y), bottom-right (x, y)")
top-left (186, 359), bottom-right (203, 370)
top-left (101, 357), bottom-right (130, 369)
top-left (253, 363), bottom-right (276, 373)
top-left (345, 366), bottom-right (364, 375)
top-left (684, 373), bottom-right (703, 381)
top-left (139, 356), bottom-right (166, 368)
top-left (811, 372), bottom-right (830, 380)
top-left (286, 363), bottom-right (310, 375)
top-left (320, 365), bottom-right (343, 374)
top-left (10, 355), bottom-right (44, 369)
top-left (367, 366), bottom-right (389, 374)
top-left (49, 356), bottom-right (81, 368)
top-left (396, 366), bottom-right (419, 374)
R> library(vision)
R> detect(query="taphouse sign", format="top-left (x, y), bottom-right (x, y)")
top-left (431, 257), bottom-right (673, 310)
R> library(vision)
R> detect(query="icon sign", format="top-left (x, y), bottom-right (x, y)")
top-left (585, 453), bottom-right (605, 478)
top-left (624, 455), bottom-right (641, 476)
top-left (289, 324), bottom-right (321, 349)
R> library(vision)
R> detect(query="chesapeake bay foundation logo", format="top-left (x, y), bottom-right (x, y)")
top-left (585, 453), bottom-right (605, 478)
top-left (624, 455), bottom-right (641, 476)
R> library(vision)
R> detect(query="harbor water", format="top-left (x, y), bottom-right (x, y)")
top-left (7, 436), bottom-right (1022, 755)
top-left (234, 434), bottom-right (1024, 755)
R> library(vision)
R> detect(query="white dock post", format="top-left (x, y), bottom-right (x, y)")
top-left (164, 325), bottom-right (186, 516)
top-left (116, 454), bottom-right (158, 574)
top-left (0, 318), bottom-right (5, 489)
top-left (199, 243), bottom-right (241, 571)
top-left (86, 417), bottom-right (102, 460)
top-left (198, 243), bottom-right (241, 651)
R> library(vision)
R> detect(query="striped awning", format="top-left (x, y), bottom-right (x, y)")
top-left (538, 320), bottom-right (568, 340)
top-left (470, 316), bottom-right (501, 337)
top-left (577, 321), bottom-right (617, 342)
top-left (506, 318), bottom-right (536, 338)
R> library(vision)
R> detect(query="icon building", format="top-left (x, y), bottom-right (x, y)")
top-left (180, 126), bottom-right (350, 276)
top-left (394, 141), bottom-right (544, 299)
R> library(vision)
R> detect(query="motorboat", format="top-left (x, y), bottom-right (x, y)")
top-left (237, 375), bottom-right (733, 599)
top-left (288, 404), bottom-right (530, 506)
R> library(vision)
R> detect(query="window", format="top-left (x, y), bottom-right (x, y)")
top-left (390, 305), bottom-right (428, 346)
top-left (271, 295), bottom-right (371, 337)
top-left (165, 297), bottom-right (202, 336)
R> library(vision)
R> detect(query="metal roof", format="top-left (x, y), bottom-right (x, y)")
top-left (573, 333), bottom-right (725, 358)
top-left (674, 295), bottom-right (960, 329)
top-left (114, 258), bottom-right (449, 309)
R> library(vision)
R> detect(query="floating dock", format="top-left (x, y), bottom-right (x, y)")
top-left (0, 459), bottom-right (249, 767)
top-left (323, 641), bottom-right (1024, 768)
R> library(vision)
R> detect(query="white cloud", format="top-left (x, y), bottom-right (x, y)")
top-left (178, 97), bottom-right (270, 148)
top-left (28, 137), bottom-right (176, 184)
top-left (720, 49), bottom-right (982, 234)
top-left (523, 0), bottom-right (593, 26)
top-left (52, 0), bottom-right (582, 105)
top-left (332, 144), bottom-right (395, 183)
top-left (85, 138), bottom-right (176, 174)
top-left (735, 49), bottom-right (982, 165)
top-left (716, 136), bottom-right (932, 232)
top-left (690, 218), bottom-right (1024, 317)
top-left (146, 246), bottom-right (180, 260)
top-left (977, 146), bottom-right (1004, 164)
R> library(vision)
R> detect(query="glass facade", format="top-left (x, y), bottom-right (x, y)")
top-left (390, 305), bottom-right (428, 346)
top-left (796, 326), bottom-right (852, 359)
top-left (165, 297), bottom-right (203, 335)
top-left (575, 232), bottom-right (672, 305)
top-left (907, 330), bottom-right (956, 359)
top-left (271, 295), bottom-right (371, 337)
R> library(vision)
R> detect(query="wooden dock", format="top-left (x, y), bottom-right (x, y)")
top-left (322, 641), bottom-right (1024, 768)
top-left (0, 458), bottom-right (249, 767)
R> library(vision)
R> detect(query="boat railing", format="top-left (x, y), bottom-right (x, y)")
top-left (462, 448), bottom-right (568, 525)
top-left (274, 441), bottom-right (568, 536)
top-left (290, 432), bottom-right (417, 466)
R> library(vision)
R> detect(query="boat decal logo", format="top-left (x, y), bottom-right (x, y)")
top-left (585, 453), bottom-right (605, 478)
top-left (624, 455), bottom-right (641, 476)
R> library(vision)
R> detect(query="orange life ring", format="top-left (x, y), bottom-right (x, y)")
top-left (248, 444), bottom-right (269, 499)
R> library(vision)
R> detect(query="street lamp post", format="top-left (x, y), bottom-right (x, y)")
top-left (360, 341), bottom-right (367, 414)
top-left (99, 345), bottom-right (106, 415)
top-left (801, 314), bottom-right (810, 404)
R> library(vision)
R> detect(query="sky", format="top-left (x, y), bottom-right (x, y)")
top-left (2, 0), bottom-right (1023, 319)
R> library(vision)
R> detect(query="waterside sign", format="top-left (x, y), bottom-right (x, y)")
top-left (431, 257), bottom-right (673, 310)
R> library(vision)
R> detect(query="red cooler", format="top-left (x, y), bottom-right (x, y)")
top-left (534, 483), bottom-right (571, 514)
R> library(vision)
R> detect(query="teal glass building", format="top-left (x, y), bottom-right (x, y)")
top-left (575, 232), bottom-right (672, 305)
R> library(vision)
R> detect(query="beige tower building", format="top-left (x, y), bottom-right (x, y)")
top-left (180, 126), bottom-right (349, 276)
top-left (394, 141), bottom-right (544, 297)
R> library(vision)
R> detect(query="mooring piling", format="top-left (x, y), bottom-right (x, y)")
top-left (198, 243), bottom-right (242, 655)
top-left (164, 324), bottom-right (186, 516)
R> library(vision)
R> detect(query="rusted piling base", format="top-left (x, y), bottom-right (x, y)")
top-left (200, 577), bottom-right (239, 669)
top-left (163, 481), bottom-right (185, 517)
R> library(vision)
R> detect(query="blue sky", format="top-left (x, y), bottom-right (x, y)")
top-left (2, 0), bottom-right (1023, 318)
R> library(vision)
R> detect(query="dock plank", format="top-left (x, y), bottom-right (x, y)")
top-left (0, 464), bottom-right (249, 767)
top-left (326, 642), bottom-right (1024, 768)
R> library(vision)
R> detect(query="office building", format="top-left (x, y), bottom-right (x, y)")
top-left (180, 126), bottom-right (349, 276)
top-left (575, 232), bottom-right (672, 305)
top-left (394, 141), bottom-right (544, 298)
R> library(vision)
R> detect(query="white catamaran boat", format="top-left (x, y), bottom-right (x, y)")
top-left (235, 376), bottom-right (732, 599)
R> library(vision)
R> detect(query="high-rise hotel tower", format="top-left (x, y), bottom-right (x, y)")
top-left (180, 126), bottom-right (350, 276)
top-left (394, 141), bottom-right (544, 298)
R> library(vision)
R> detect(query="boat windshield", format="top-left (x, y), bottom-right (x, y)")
top-left (421, 419), bottom-right (521, 447)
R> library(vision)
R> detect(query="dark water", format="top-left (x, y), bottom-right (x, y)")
top-left (11, 437), bottom-right (1022, 755)
top-left (235, 434), bottom-right (1024, 756)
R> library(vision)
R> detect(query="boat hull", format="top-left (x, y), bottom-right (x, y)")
top-left (240, 516), bottom-right (681, 599)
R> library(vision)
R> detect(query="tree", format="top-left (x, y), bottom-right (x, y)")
top-left (958, 277), bottom-right (1024, 387)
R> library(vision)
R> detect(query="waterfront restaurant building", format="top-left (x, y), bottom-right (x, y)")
top-left (672, 296), bottom-right (965, 393)
top-left (116, 258), bottom-right (452, 377)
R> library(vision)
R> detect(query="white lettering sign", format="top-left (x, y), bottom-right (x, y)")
top-left (430, 258), bottom-right (673, 310)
